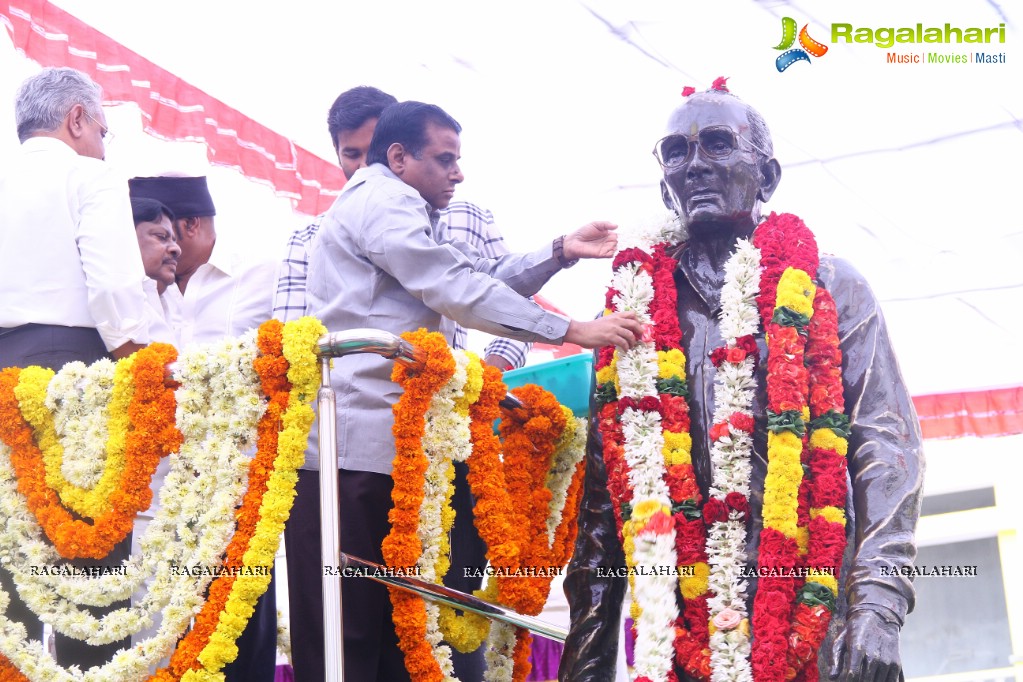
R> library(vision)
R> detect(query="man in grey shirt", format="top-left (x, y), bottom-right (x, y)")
top-left (306, 100), bottom-right (642, 680)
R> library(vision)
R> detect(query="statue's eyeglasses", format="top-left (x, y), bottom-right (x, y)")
top-left (652, 126), bottom-right (766, 170)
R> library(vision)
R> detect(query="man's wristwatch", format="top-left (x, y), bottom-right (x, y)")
top-left (553, 235), bottom-right (579, 269)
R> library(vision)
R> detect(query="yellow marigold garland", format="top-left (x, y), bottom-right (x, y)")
top-left (17, 362), bottom-right (130, 521)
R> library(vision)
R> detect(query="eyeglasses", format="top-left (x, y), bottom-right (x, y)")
top-left (84, 111), bottom-right (114, 145)
top-left (652, 126), bottom-right (766, 170)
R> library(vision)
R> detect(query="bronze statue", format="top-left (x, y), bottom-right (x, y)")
top-left (560, 84), bottom-right (924, 682)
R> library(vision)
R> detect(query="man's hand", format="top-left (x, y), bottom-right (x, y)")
top-left (111, 341), bottom-right (146, 359)
top-left (829, 609), bottom-right (902, 682)
top-left (563, 221), bottom-right (619, 260)
top-left (483, 354), bottom-right (514, 371)
top-left (564, 312), bottom-right (643, 350)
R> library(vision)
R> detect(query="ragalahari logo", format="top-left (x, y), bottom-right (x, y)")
top-left (773, 17), bottom-right (828, 71)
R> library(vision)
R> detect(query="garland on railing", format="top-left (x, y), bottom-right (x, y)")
top-left (385, 329), bottom-right (587, 682)
top-left (596, 213), bottom-right (849, 682)
top-left (0, 317), bottom-right (325, 682)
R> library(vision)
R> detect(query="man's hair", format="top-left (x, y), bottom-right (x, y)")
top-left (15, 67), bottom-right (103, 143)
top-left (130, 197), bottom-right (176, 228)
top-left (327, 86), bottom-right (398, 151)
top-left (365, 101), bottom-right (461, 167)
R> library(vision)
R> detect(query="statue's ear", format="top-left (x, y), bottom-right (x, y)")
top-left (758, 158), bottom-right (781, 203)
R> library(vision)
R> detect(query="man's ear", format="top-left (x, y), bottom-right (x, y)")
top-left (386, 142), bottom-right (407, 176)
top-left (757, 158), bottom-right (782, 203)
top-left (176, 217), bottom-right (200, 240)
top-left (66, 103), bottom-right (87, 141)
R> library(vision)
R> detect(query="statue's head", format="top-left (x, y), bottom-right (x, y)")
top-left (656, 86), bottom-right (781, 237)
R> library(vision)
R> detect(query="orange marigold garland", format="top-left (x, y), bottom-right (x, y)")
top-left (384, 329), bottom-right (455, 682)
top-left (385, 331), bottom-right (586, 682)
top-left (0, 343), bottom-right (180, 560)
top-left (496, 384), bottom-right (565, 615)
top-left (465, 364), bottom-right (519, 573)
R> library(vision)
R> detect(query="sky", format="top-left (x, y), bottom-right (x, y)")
top-left (2, 0), bottom-right (1021, 396)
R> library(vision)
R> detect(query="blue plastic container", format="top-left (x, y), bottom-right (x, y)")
top-left (502, 353), bottom-right (594, 417)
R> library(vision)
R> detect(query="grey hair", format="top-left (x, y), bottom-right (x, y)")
top-left (15, 67), bottom-right (103, 143)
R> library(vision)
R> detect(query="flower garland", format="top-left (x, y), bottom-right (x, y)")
top-left (0, 340), bottom-right (248, 678)
top-left (495, 384), bottom-right (566, 616)
top-left (596, 213), bottom-right (849, 681)
top-left (0, 336), bottom-right (261, 662)
top-left (3, 333), bottom-right (262, 616)
top-left (0, 317), bottom-right (324, 682)
top-left (385, 330), bottom-right (587, 682)
top-left (545, 407), bottom-right (587, 564)
top-left (704, 239), bottom-right (760, 682)
top-left (0, 343), bottom-right (181, 560)
top-left (492, 386), bottom-right (584, 682)
top-left (596, 229), bottom-right (708, 682)
top-left (439, 363), bottom-right (506, 655)
top-left (176, 317), bottom-right (323, 681)
top-left (42, 359), bottom-right (125, 518)
top-left (786, 288), bottom-right (848, 682)
top-left (384, 328), bottom-right (457, 682)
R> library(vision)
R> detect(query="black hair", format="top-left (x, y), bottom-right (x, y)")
top-left (327, 86), bottom-right (398, 151)
top-left (130, 197), bottom-right (175, 227)
top-left (365, 101), bottom-right (461, 167)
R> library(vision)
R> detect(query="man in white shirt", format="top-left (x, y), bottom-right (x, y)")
top-left (0, 66), bottom-right (151, 670)
top-left (128, 174), bottom-right (278, 682)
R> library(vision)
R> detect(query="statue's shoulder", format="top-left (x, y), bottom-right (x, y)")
top-left (818, 254), bottom-right (886, 332)
top-left (818, 254), bottom-right (872, 292)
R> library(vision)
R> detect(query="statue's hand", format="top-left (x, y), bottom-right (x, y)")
top-left (828, 608), bottom-right (901, 682)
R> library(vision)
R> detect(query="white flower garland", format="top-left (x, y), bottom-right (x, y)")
top-left (705, 239), bottom-right (760, 682)
top-left (611, 258), bottom-right (678, 682)
top-left (482, 622), bottom-right (517, 682)
top-left (544, 413), bottom-right (587, 544)
top-left (419, 350), bottom-right (471, 681)
top-left (0, 333), bottom-right (265, 680)
top-left (46, 360), bottom-right (115, 490)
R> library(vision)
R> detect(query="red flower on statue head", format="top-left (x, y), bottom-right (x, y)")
top-left (711, 76), bottom-right (730, 92)
top-left (681, 86), bottom-right (696, 97)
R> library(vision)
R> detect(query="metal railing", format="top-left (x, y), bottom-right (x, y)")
top-left (315, 330), bottom-right (564, 682)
